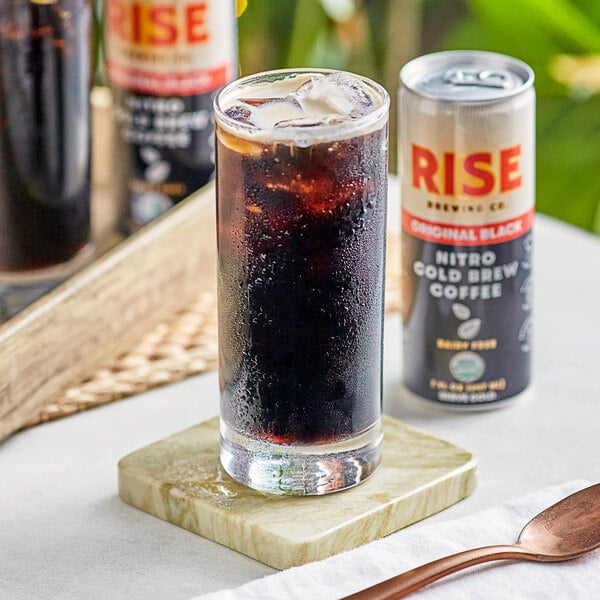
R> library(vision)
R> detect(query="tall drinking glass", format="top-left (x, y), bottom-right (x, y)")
top-left (0, 0), bottom-right (92, 319)
top-left (214, 69), bottom-right (389, 495)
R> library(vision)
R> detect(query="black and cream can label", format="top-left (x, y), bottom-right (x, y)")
top-left (399, 51), bottom-right (535, 408)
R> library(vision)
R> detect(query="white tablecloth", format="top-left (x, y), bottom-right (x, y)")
top-left (195, 481), bottom-right (598, 600)
top-left (1, 207), bottom-right (599, 599)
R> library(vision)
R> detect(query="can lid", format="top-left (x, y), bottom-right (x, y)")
top-left (400, 51), bottom-right (534, 102)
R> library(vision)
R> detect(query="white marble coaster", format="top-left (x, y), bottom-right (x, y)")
top-left (118, 416), bottom-right (476, 569)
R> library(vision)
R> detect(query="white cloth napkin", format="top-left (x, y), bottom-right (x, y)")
top-left (194, 480), bottom-right (598, 600)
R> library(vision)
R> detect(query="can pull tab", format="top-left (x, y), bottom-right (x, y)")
top-left (444, 68), bottom-right (512, 89)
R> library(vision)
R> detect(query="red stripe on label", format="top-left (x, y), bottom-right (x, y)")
top-left (107, 61), bottom-right (232, 95)
top-left (402, 208), bottom-right (534, 246)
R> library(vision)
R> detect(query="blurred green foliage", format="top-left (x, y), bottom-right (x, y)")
top-left (437, 0), bottom-right (600, 235)
top-left (238, 0), bottom-right (388, 77)
top-left (239, 0), bottom-right (600, 235)
top-left (93, 0), bottom-right (103, 83)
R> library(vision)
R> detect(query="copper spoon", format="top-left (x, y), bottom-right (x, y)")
top-left (342, 483), bottom-right (600, 600)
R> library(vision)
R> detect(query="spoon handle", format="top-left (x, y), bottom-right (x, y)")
top-left (341, 544), bottom-right (536, 600)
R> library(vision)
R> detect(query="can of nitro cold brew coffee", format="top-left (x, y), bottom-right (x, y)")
top-left (399, 51), bottom-right (535, 409)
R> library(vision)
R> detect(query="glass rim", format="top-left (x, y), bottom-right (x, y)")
top-left (214, 68), bottom-right (390, 144)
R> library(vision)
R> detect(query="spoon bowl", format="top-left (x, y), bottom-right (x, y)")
top-left (517, 483), bottom-right (600, 558)
top-left (343, 483), bottom-right (600, 599)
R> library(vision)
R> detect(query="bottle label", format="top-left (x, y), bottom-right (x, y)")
top-left (105, 0), bottom-right (236, 231)
top-left (105, 0), bottom-right (236, 96)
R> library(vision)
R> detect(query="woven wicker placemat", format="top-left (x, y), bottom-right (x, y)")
top-left (28, 233), bottom-right (401, 427)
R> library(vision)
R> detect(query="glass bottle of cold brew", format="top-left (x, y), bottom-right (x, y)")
top-left (104, 0), bottom-right (237, 234)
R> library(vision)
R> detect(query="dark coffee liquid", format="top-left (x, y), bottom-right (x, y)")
top-left (0, 0), bottom-right (91, 272)
top-left (217, 126), bottom-right (387, 445)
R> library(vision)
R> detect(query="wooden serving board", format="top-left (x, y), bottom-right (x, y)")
top-left (119, 415), bottom-right (477, 569)
top-left (0, 185), bottom-right (216, 441)
top-left (0, 88), bottom-right (217, 440)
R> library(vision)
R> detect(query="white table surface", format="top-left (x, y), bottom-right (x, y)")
top-left (1, 208), bottom-right (599, 600)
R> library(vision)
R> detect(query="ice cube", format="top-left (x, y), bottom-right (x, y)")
top-left (226, 97), bottom-right (305, 129)
top-left (224, 104), bottom-right (256, 126)
top-left (238, 97), bottom-right (300, 109)
top-left (294, 73), bottom-right (376, 118)
top-left (273, 115), bottom-right (350, 128)
top-left (251, 97), bottom-right (305, 129)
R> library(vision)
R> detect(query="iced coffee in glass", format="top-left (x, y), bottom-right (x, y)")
top-left (214, 69), bottom-right (389, 495)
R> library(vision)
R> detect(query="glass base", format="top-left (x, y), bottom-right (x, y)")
top-left (0, 244), bottom-right (93, 320)
top-left (220, 418), bottom-right (383, 496)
